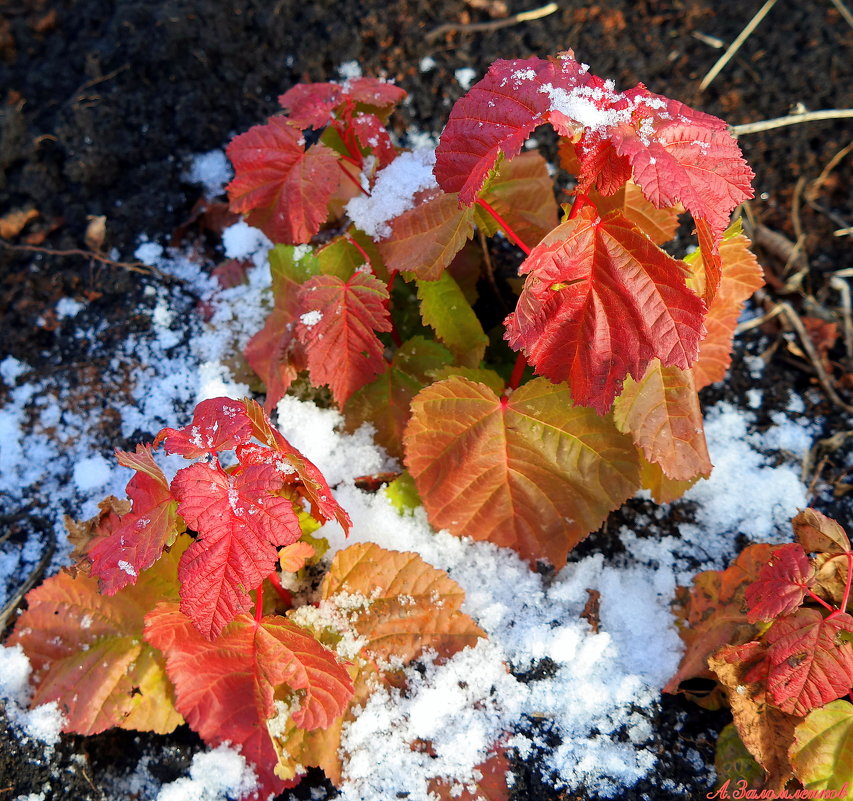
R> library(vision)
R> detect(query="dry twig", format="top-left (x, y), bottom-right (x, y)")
top-left (730, 109), bottom-right (853, 136)
top-left (427, 2), bottom-right (558, 42)
top-left (699, 0), bottom-right (779, 91)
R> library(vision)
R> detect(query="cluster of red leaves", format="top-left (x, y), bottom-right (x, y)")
top-left (667, 509), bottom-right (853, 794)
top-left (9, 398), bottom-right (510, 800)
top-left (225, 51), bottom-right (759, 572)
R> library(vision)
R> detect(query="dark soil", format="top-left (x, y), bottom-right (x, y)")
top-left (1, 0), bottom-right (851, 799)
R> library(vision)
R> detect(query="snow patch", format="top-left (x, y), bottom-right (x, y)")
top-left (184, 150), bottom-right (233, 197)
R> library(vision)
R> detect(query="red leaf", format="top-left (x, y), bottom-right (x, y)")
top-left (352, 113), bottom-right (397, 167)
top-left (144, 604), bottom-right (353, 799)
top-left (172, 462), bottom-right (301, 639)
top-left (279, 78), bottom-right (406, 129)
top-left (154, 397), bottom-right (253, 459)
top-left (745, 543), bottom-right (815, 624)
top-left (504, 207), bottom-right (706, 413)
top-left (226, 117), bottom-right (340, 244)
top-left (434, 55), bottom-right (589, 204)
top-left (764, 609), bottom-right (853, 716)
top-left (434, 52), bottom-right (753, 241)
top-left (242, 399), bottom-right (352, 535)
top-left (278, 83), bottom-right (343, 128)
top-left (88, 445), bottom-right (184, 595)
top-left (295, 272), bottom-right (392, 406)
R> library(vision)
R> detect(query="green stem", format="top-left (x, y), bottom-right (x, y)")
top-left (475, 198), bottom-right (531, 256)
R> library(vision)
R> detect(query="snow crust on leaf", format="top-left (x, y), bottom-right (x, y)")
top-left (790, 699), bottom-right (853, 794)
top-left (87, 444), bottom-right (184, 595)
top-left (764, 609), bottom-right (853, 716)
top-left (172, 462), bottom-right (301, 639)
top-left (434, 56), bottom-right (584, 203)
top-left (687, 222), bottom-right (764, 390)
top-left (144, 604), bottom-right (353, 799)
top-left (435, 52), bottom-right (753, 243)
top-left (613, 360), bottom-right (711, 482)
top-left (295, 272), bottom-right (392, 407)
top-left (403, 375), bottom-right (640, 568)
top-left (226, 117), bottom-right (340, 244)
top-left (9, 541), bottom-right (186, 736)
top-left (505, 207), bottom-right (706, 414)
top-left (155, 397), bottom-right (253, 459)
top-left (345, 149), bottom-right (438, 240)
top-left (744, 543), bottom-right (815, 623)
top-left (319, 541), bottom-right (486, 664)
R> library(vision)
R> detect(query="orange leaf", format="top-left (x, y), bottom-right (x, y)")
top-left (689, 222), bottom-right (764, 390)
top-left (613, 360), bottom-right (711, 482)
top-left (8, 538), bottom-right (187, 736)
top-left (404, 376), bottom-right (640, 568)
top-left (590, 181), bottom-right (680, 245)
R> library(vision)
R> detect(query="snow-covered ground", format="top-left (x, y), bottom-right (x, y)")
top-left (0, 153), bottom-right (816, 801)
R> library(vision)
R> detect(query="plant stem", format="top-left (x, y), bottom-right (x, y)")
top-left (806, 588), bottom-right (837, 614)
top-left (337, 159), bottom-right (368, 196)
top-left (475, 198), bottom-right (531, 256)
top-left (568, 192), bottom-right (588, 220)
top-left (267, 571), bottom-right (293, 610)
top-left (507, 352), bottom-right (529, 393)
top-left (254, 584), bottom-right (264, 623)
top-left (385, 271), bottom-right (403, 347)
top-left (827, 551), bottom-right (853, 620)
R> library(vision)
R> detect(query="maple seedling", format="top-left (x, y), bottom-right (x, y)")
top-left (227, 50), bottom-right (760, 569)
top-left (668, 508), bottom-right (853, 795)
top-left (8, 397), bottom-right (502, 800)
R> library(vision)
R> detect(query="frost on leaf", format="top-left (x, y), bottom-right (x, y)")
top-left (435, 52), bottom-right (753, 246)
top-left (790, 700), bottom-right (853, 794)
top-left (613, 360), bottom-right (711, 482)
top-left (744, 543), bottom-right (815, 624)
top-left (708, 643), bottom-right (797, 792)
top-left (404, 376), bottom-right (640, 568)
top-left (272, 542), bottom-right (486, 785)
top-left (8, 540), bottom-right (186, 736)
top-left (144, 604), bottom-right (353, 799)
top-left (172, 462), bottom-right (302, 640)
top-left (226, 116), bottom-right (341, 244)
top-left (793, 508), bottom-right (852, 555)
top-left (320, 542), bottom-right (485, 664)
top-left (295, 272), bottom-right (392, 407)
top-left (242, 399), bottom-right (351, 534)
top-left (665, 543), bottom-right (773, 695)
top-left (155, 397), bottom-right (253, 459)
top-left (764, 608), bottom-right (853, 716)
top-left (434, 55), bottom-right (588, 203)
top-left (504, 207), bottom-right (706, 414)
top-left (344, 337), bottom-right (453, 459)
top-left (88, 444), bottom-right (185, 595)
top-left (687, 222), bottom-right (764, 390)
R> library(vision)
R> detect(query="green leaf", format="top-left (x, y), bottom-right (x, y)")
top-left (316, 236), bottom-right (363, 279)
top-left (714, 723), bottom-right (764, 792)
top-left (384, 471), bottom-right (421, 514)
top-left (417, 272), bottom-right (489, 368)
top-left (404, 376), bottom-right (640, 567)
top-left (344, 337), bottom-right (453, 458)
top-left (790, 700), bottom-right (853, 795)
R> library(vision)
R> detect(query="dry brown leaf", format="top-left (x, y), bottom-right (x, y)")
top-left (0, 208), bottom-right (39, 239)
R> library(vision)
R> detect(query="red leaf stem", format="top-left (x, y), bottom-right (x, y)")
top-left (507, 352), bottom-right (528, 393)
top-left (337, 160), bottom-right (368, 196)
top-left (254, 584), bottom-right (264, 624)
top-left (267, 571), bottom-right (293, 609)
top-left (475, 198), bottom-right (531, 255)
top-left (568, 192), bottom-right (589, 220)
top-left (806, 588), bottom-right (836, 614)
